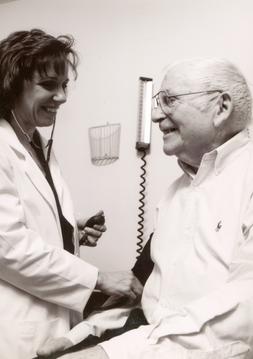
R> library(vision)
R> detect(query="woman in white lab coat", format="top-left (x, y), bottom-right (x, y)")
top-left (0, 29), bottom-right (142, 359)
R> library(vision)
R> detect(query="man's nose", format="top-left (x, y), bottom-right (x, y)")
top-left (152, 106), bottom-right (167, 123)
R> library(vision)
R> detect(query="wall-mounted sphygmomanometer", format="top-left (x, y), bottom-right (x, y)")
top-left (135, 76), bottom-right (153, 258)
top-left (87, 77), bottom-right (153, 258)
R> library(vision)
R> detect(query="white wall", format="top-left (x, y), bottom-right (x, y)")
top-left (0, 0), bottom-right (252, 270)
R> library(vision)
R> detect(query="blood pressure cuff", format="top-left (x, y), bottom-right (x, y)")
top-left (132, 232), bottom-right (154, 285)
top-left (83, 232), bottom-right (154, 317)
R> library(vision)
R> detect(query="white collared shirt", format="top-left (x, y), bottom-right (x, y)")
top-left (70, 130), bottom-right (253, 358)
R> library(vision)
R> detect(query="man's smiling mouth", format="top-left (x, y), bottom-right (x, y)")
top-left (163, 127), bottom-right (177, 135)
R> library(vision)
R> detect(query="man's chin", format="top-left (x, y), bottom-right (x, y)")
top-left (163, 146), bottom-right (177, 156)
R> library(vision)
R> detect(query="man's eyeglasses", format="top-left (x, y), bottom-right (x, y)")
top-left (152, 89), bottom-right (222, 115)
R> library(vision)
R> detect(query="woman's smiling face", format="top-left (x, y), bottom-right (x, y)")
top-left (13, 63), bottom-right (69, 133)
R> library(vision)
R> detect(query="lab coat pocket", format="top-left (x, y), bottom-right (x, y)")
top-left (32, 317), bottom-right (69, 355)
top-left (0, 320), bottom-right (34, 359)
top-left (0, 318), bottom-right (68, 359)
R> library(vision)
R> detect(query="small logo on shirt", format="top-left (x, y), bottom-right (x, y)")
top-left (215, 220), bottom-right (222, 232)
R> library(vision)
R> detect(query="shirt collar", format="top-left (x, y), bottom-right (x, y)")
top-left (178, 160), bottom-right (197, 179)
top-left (212, 128), bottom-right (251, 174)
top-left (179, 129), bottom-right (251, 178)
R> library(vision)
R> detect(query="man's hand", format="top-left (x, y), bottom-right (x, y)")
top-left (37, 337), bottom-right (72, 357)
top-left (96, 271), bottom-right (143, 301)
top-left (78, 210), bottom-right (106, 247)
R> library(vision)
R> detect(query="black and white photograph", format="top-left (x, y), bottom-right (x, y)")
top-left (0, 0), bottom-right (252, 358)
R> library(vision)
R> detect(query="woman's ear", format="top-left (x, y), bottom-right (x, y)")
top-left (213, 92), bottom-right (233, 128)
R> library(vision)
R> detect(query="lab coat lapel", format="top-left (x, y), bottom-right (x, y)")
top-left (24, 153), bottom-right (58, 215)
top-left (0, 120), bottom-right (59, 217)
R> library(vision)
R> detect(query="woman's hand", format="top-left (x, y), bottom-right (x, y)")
top-left (78, 210), bottom-right (106, 247)
top-left (96, 271), bottom-right (143, 302)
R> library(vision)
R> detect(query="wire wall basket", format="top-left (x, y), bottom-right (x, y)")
top-left (88, 123), bottom-right (121, 166)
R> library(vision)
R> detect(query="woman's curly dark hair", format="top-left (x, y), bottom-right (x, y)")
top-left (0, 28), bottom-right (79, 119)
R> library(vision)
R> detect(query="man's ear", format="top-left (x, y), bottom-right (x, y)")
top-left (213, 92), bottom-right (233, 128)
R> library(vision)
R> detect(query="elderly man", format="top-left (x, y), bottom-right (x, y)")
top-left (38, 58), bottom-right (253, 359)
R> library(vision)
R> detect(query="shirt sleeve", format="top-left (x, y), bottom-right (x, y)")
top-left (64, 306), bottom-right (132, 345)
top-left (0, 150), bottom-right (98, 313)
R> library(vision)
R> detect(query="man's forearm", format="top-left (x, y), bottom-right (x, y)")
top-left (58, 345), bottom-right (109, 359)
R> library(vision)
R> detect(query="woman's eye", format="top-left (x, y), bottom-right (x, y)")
top-left (39, 81), bottom-right (68, 92)
top-left (40, 81), bottom-right (57, 91)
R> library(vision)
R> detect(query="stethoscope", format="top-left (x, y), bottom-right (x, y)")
top-left (11, 109), bottom-right (56, 164)
top-left (45, 117), bottom-right (56, 163)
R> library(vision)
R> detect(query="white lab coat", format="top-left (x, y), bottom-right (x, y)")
top-left (0, 119), bottom-right (98, 359)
